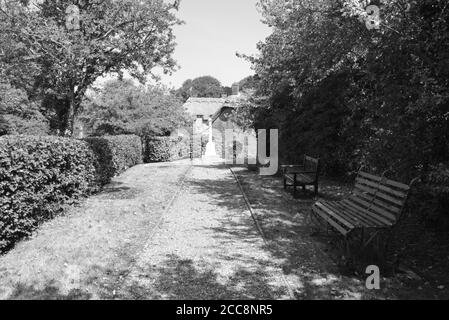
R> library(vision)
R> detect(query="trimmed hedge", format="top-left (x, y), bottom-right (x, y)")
top-left (84, 135), bottom-right (143, 185)
top-left (0, 134), bottom-right (143, 251)
top-left (0, 135), bottom-right (98, 251)
top-left (143, 136), bottom-right (191, 163)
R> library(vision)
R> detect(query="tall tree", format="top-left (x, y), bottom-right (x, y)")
top-left (177, 76), bottom-right (224, 100)
top-left (0, 0), bottom-right (181, 135)
top-left (0, 72), bottom-right (49, 136)
top-left (247, 0), bottom-right (449, 179)
top-left (239, 75), bottom-right (259, 93)
top-left (81, 79), bottom-right (189, 137)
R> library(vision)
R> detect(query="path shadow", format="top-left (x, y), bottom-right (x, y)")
top-left (171, 165), bottom-right (379, 299)
top-left (6, 282), bottom-right (92, 300)
top-left (98, 181), bottom-right (142, 200)
top-left (121, 254), bottom-right (287, 300)
top-left (231, 168), bottom-right (449, 299)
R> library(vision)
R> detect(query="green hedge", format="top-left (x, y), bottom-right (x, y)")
top-left (84, 135), bottom-right (143, 185)
top-left (0, 135), bottom-right (98, 251)
top-left (0, 134), bottom-right (143, 251)
top-left (143, 136), bottom-right (191, 163)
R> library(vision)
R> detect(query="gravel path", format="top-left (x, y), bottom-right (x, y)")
top-left (0, 161), bottom-right (294, 300)
top-left (2, 160), bottom-right (442, 300)
top-left (118, 164), bottom-right (292, 300)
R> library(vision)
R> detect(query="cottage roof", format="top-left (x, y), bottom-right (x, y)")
top-left (183, 98), bottom-right (226, 118)
top-left (183, 95), bottom-right (244, 121)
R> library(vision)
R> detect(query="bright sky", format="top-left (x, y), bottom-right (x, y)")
top-left (158, 0), bottom-right (271, 89)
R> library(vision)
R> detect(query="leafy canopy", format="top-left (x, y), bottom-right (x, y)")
top-left (246, 0), bottom-right (449, 220)
top-left (81, 79), bottom-right (189, 137)
top-left (0, 0), bottom-right (182, 134)
top-left (177, 76), bottom-right (224, 101)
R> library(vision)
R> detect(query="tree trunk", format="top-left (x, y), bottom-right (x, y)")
top-left (42, 89), bottom-right (80, 136)
top-left (64, 100), bottom-right (76, 137)
top-left (61, 88), bottom-right (79, 137)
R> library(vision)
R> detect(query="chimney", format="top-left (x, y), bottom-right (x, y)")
top-left (232, 83), bottom-right (239, 96)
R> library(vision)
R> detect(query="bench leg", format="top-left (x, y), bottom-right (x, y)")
top-left (293, 177), bottom-right (297, 198)
top-left (363, 230), bottom-right (380, 249)
top-left (344, 236), bottom-right (350, 259)
top-left (309, 209), bottom-right (329, 235)
top-left (283, 176), bottom-right (287, 189)
top-left (314, 183), bottom-right (318, 196)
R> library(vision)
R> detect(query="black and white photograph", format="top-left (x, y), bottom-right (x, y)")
top-left (0, 0), bottom-right (449, 304)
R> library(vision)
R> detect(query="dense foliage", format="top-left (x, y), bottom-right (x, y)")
top-left (80, 79), bottom-right (189, 137)
top-left (0, 76), bottom-right (49, 136)
top-left (238, 75), bottom-right (259, 93)
top-left (176, 76), bottom-right (225, 101)
top-left (0, 135), bottom-right (97, 251)
top-left (245, 0), bottom-right (449, 223)
top-left (0, 0), bottom-right (181, 134)
top-left (84, 135), bottom-right (143, 185)
top-left (143, 136), bottom-right (191, 163)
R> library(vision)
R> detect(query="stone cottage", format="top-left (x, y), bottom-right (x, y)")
top-left (183, 83), bottom-right (244, 158)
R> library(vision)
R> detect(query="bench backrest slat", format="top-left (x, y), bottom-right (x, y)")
top-left (304, 155), bottom-right (320, 180)
top-left (356, 177), bottom-right (408, 198)
top-left (353, 190), bottom-right (402, 214)
top-left (352, 171), bottom-right (410, 224)
top-left (354, 184), bottom-right (404, 206)
top-left (358, 171), bottom-right (410, 191)
top-left (348, 195), bottom-right (396, 222)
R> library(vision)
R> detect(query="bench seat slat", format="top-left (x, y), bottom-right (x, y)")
top-left (312, 205), bottom-right (351, 236)
top-left (326, 201), bottom-right (381, 227)
top-left (321, 201), bottom-right (373, 228)
top-left (331, 201), bottom-right (384, 227)
top-left (296, 174), bottom-right (314, 183)
top-left (342, 199), bottom-right (393, 227)
top-left (314, 202), bottom-right (355, 229)
top-left (284, 174), bottom-right (314, 184)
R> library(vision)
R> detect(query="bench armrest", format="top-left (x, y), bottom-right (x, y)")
top-left (281, 164), bottom-right (304, 168)
top-left (286, 170), bottom-right (318, 175)
top-left (281, 164), bottom-right (304, 173)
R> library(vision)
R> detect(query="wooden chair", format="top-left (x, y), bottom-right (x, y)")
top-left (281, 156), bottom-right (320, 197)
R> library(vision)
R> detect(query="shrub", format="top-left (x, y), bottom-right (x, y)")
top-left (0, 135), bottom-right (97, 251)
top-left (143, 136), bottom-right (191, 163)
top-left (84, 135), bottom-right (143, 185)
top-left (406, 164), bottom-right (449, 228)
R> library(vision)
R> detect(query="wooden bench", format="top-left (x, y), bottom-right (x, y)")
top-left (281, 156), bottom-right (320, 197)
top-left (311, 171), bottom-right (416, 249)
